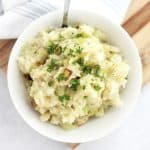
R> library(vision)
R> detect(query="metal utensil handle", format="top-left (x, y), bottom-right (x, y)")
top-left (62, 0), bottom-right (71, 27)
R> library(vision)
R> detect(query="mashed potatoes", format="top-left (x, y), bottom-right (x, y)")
top-left (18, 24), bottom-right (129, 129)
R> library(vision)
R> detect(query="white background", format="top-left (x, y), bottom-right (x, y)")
top-left (0, 0), bottom-right (131, 38)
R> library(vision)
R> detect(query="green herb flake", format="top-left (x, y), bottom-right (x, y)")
top-left (57, 73), bottom-right (66, 82)
top-left (68, 49), bottom-right (77, 57)
top-left (54, 89), bottom-right (59, 96)
top-left (76, 58), bottom-right (84, 66)
top-left (47, 59), bottom-right (59, 72)
top-left (70, 78), bottom-right (80, 91)
top-left (47, 43), bottom-right (62, 55)
top-left (34, 51), bottom-right (37, 54)
top-left (58, 94), bottom-right (70, 102)
top-left (83, 95), bottom-right (88, 99)
top-left (93, 85), bottom-right (101, 91)
top-left (92, 66), bottom-right (101, 77)
top-left (47, 43), bottom-right (57, 54)
top-left (76, 46), bottom-right (83, 54)
top-left (74, 33), bottom-right (83, 38)
top-left (55, 46), bottom-right (62, 55)
top-left (82, 85), bottom-right (86, 90)
top-left (82, 65), bottom-right (92, 74)
top-left (48, 81), bottom-right (53, 86)
top-left (110, 51), bottom-right (114, 54)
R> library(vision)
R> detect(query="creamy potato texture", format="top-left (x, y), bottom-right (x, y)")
top-left (18, 24), bottom-right (129, 129)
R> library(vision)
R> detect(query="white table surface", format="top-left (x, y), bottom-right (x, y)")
top-left (0, 69), bottom-right (150, 150)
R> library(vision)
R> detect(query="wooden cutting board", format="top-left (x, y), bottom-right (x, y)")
top-left (0, 0), bottom-right (149, 149)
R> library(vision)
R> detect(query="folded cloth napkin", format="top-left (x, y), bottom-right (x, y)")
top-left (0, 0), bottom-right (131, 39)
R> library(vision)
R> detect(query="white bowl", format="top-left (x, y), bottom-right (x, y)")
top-left (7, 10), bottom-right (142, 143)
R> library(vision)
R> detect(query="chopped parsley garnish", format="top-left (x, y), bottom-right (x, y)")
top-left (76, 58), bottom-right (84, 66)
top-left (47, 59), bottom-right (59, 72)
top-left (47, 43), bottom-right (62, 55)
top-left (62, 44), bottom-right (83, 57)
top-left (70, 78), bottom-right (80, 91)
top-left (76, 46), bottom-right (83, 54)
top-left (55, 46), bottom-right (62, 55)
top-left (34, 51), bottom-right (37, 54)
top-left (81, 64), bottom-right (103, 79)
top-left (57, 73), bottom-right (67, 81)
top-left (82, 65), bottom-right (92, 74)
top-left (84, 95), bottom-right (88, 99)
top-left (47, 43), bottom-right (57, 54)
top-left (58, 94), bottom-right (70, 102)
top-left (93, 85), bottom-right (101, 91)
top-left (92, 66), bottom-right (101, 77)
top-left (74, 33), bottom-right (83, 38)
top-left (110, 51), bottom-right (115, 54)
top-left (48, 81), bottom-right (53, 86)
top-left (82, 85), bottom-right (86, 90)
top-left (68, 49), bottom-right (75, 57)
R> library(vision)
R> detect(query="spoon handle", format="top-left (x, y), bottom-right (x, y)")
top-left (62, 0), bottom-right (71, 27)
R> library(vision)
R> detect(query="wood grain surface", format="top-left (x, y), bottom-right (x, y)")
top-left (0, 0), bottom-right (149, 149)
top-left (123, 2), bottom-right (150, 36)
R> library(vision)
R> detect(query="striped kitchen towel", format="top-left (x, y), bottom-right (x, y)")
top-left (0, 0), bottom-right (131, 39)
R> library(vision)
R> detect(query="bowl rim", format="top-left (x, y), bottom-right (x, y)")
top-left (7, 9), bottom-right (142, 143)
